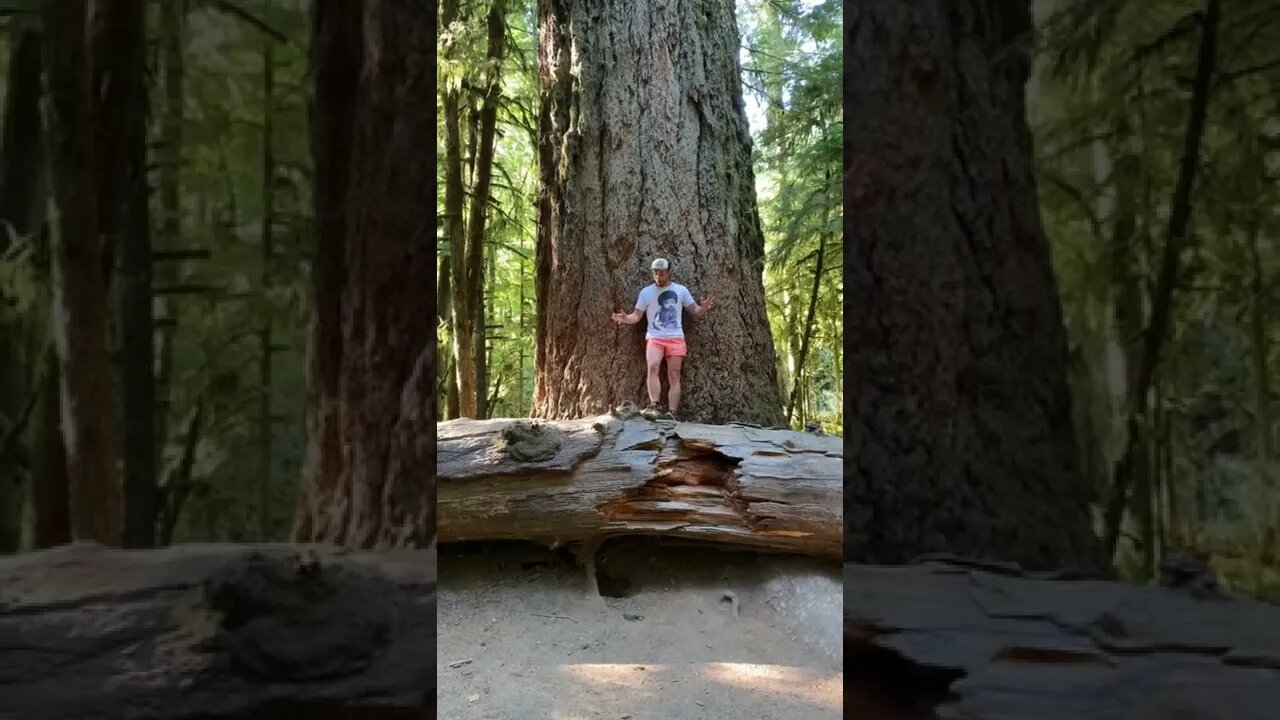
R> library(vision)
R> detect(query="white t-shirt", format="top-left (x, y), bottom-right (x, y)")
top-left (635, 282), bottom-right (695, 339)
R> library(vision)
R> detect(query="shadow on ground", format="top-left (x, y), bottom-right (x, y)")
top-left (437, 538), bottom-right (842, 720)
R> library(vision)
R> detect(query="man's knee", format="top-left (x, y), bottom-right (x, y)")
top-left (647, 360), bottom-right (662, 374)
top-left (666, 368), bottom-right (682, 384)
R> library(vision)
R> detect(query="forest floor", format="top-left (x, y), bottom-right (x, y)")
top-left (437, 539), bottom-right (843, 720)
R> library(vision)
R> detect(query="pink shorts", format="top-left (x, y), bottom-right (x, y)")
top-left (646, 337), bottom-right (687, 358)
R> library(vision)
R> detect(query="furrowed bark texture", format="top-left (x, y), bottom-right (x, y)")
top-left (845, 1), bottom-right (1101, 571)
top-left (42, 0), bottom-right (122, 546)
top-left (533, 0), bottom-right (783, 426)
top-left (295, 0), bottom-right (434, 549)
top-left (438, 416), bottom-right (842, 557)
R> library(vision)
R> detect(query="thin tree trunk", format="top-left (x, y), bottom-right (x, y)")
top-left (786, 183), bottom-right (830, 425)
top-left (158, 399), bottom-right (203, 546)
top-left (459, 0), bottom-right (505, 421)
top-left (437, 253), bottom-right (459, 419)
top-left (96, 0), bottom-right (156, 549)
top-left (1103, 0), bottom-right (1220, 562)
top-left (31, 347), bottom-right (69, 549)
top-left (258, 11), bottom-right (276, 542)
top-left (154, 0), bottom-right (188, 486)
top-left (441, 0), bottom-right (473, 418)
top-left (42, 0), bottom-right (123, 545)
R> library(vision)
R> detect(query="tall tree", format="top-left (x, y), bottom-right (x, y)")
top-left (93, 0), bottom-right (156, 548)
top-left (532, 0), bottom-right (783, 426)
top-left (440, 0), bottom-right (467, 419)
top-left (42, 0), bottom-right (123, 545)
top-left (845, 0), bottom-right (1101, 571)
top-left (294, 0), bottom-right (434, 548)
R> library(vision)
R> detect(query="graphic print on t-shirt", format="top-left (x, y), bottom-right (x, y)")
top-left (655, 290), bottom-right (679, 331)
top-left (636, 282), bottom-right (694, 340)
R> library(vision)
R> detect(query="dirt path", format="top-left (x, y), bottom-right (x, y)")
top-left (437, 540), bottom-right (843, 720)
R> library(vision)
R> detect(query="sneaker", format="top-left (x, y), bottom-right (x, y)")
top-left (641, 402), bottom-right (662, 420)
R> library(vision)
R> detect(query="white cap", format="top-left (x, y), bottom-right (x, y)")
top-left (651, 258), bottom-right (670, 270)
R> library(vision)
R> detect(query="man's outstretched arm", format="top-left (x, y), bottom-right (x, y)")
top-left (611, 307), bottom-right (644, 324)
top-left (686, 296), bottom-right (716, 317)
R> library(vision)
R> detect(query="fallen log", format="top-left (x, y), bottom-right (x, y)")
top-left (437, 415), bottom-right (843, 558)
top-left (845, 557), bottom-right (1280, 719)
top-left (0, 542), bottom-right (434, 720)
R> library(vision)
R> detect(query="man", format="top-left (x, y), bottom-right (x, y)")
top-left (611, 258), bottom-right (715, 420)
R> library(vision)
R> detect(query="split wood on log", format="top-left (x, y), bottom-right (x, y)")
top-left (0, 542), bottom-right (435, 720)
top-left (436, 415), bottom-right (843, 558)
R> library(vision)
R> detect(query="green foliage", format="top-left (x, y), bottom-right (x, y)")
top-left (433, 0), bottom-right (843, 432)
top-left (741, 0), bottom-right (843, 432)
top-left (159, 0), bottom-right (312, 543)
top-left (1037, 0), bottom-right (1280, 598)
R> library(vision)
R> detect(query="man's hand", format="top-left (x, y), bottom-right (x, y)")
top-left (699, 297), bottom-right (716, 312)
top-left (612, 310), bottom-right (638, 325)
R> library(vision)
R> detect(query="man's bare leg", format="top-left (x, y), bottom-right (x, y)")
top-left (645, 345), bottom-right (664, 404)
top-left (666, 356), bottom-right (683, 413)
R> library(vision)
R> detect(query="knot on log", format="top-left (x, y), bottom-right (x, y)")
top-left (496, 421), bottom-right (562, 462)
top-left (201, 552), bottom-right (394, 681)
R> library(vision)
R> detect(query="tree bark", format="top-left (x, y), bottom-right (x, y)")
top-left (93, 0), bottom-right (156, 549)
top-left (533, 0), bottom-right (783, 426)
top-left (845, 0), bottom-right (1101, 571)
top-left (295, 0), bottom-right (434, 549)
top-left (30, 347), bottom-right (70, 548)
top-left (42, 0), bottom-right (123, 546)
top-left (438, 416), bottom-right (842, 558)
top-left (440, 0), bottom-right (472, 420)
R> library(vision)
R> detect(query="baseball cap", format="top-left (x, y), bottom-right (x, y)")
top-left (651, 258), bottom-right (670, 270)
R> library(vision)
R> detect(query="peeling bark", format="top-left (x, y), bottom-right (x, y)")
top-left (438, 416), bottom-right (841, 557)
top-left (533, 0), bottom-right (783, 426)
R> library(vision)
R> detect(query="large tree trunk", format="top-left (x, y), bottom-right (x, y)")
top-left (0, 542), bottom-right (435, 719)
top-left (295, 0), bottom-right (434, 549)
top-left (42, 0), bottom-right (122, 546)
top-left (532, 0), bottom-right (783, 426)
top-left (438, 416), bottom-right (842, 558)
top-left (845, 1), bottom-right (1101, 571)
